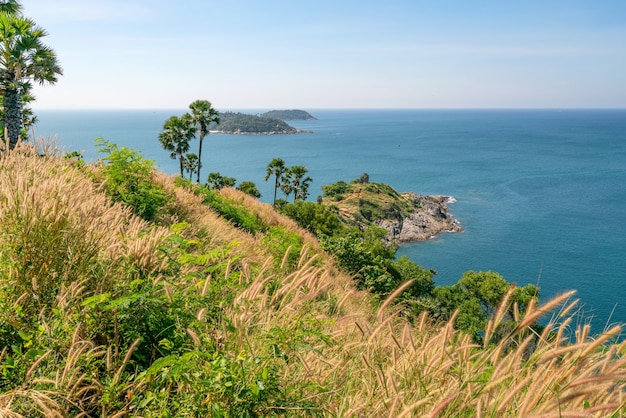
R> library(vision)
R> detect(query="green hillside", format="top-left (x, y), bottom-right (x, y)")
top-left (0, 142), bottom-right (624, 417)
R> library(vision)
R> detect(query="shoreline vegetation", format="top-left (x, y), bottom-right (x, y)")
top-left (209, 110), bottom-right (315, 135)
top-left (0, 141), bottom-right (624, 416)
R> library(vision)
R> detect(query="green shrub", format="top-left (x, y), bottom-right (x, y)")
top-left (263, 226), bottom-right (304, 270)
top-left (95, 138), bottom-right (169, 221)
top-left (200, 187), bottom-right (267, 234)
top-left (280, 200), bottom-right (346, 237)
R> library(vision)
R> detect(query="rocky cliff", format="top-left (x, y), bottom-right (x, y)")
top-left (376, 193), bottom-right (462, 245)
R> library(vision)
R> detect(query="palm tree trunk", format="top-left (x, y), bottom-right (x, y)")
top-left (179, 154), bottom-right (184, 177)
top-left (4, 87), bottom-right (22, 149)
top-left (196, 133), bottom-right (204, 183)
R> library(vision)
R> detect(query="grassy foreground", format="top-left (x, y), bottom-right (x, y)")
top-left (0, 143), bottom-right (624, 417)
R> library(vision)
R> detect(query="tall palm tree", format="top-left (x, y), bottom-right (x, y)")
top-left (188, 99), bottom-right (219, 183)
top-left (265, 157), bottom-right (286, 206)
top-left (0, 10), bottom-right (62, 148)
top-left (291, 165), bottom-right (313, 201)
top-left (158, 114), bottom-right (196, 177)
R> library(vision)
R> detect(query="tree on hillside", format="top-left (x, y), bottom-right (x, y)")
top-left (430, 270), bottom-right (539, 342)
top-left (182, 153), bottom-right (199, 180)
top-left (237, 180), bottom-right (261, 198)
top-left (158, 114), bottom-right (195, 177)
top-left (188, 99), bottom-right (219, 183)
top-left (0, 5), bottom-right (62, 148)
top-left (206, 172), bottom-right (236, 190)
top-left (281, 165), bottom-right (313, 202)
top-left (265, 157), bottom-right (286, 206)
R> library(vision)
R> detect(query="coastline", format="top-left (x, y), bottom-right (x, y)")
top-left (209, 129), bottom-right (312, 135)
top-left (376, 193), bottom-right (463, 245)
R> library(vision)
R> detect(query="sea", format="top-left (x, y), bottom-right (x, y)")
top-left (32, 109), bottom-right (626, 337)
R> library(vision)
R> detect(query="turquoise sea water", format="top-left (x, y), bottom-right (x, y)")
top-left (33, 109), bottom-right (626, 336)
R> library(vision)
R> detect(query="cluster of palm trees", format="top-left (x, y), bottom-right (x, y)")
top-left (265, 158), bottom-right (313, 205)
top-left (0, 0), bottom-right (62, 149)
top-left (158, 100), bottom-right (220, 183)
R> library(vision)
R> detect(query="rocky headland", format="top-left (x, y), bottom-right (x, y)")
top-left (376, 193), bottom-right (462, 245)
top-left (321, 179), bottom-right (462, 246)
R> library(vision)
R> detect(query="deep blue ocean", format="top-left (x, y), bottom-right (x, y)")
top-left (33, 109), bottom-right (626, 336)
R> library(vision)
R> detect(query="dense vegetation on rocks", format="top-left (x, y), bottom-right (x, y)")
top-left (212, 112), bottom-right (302, 134)
top-left (261, 109), bottom-right (317, 120)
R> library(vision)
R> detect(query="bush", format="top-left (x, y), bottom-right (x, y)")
top-left (95, 138), bottom-right (169, 221)
top-left (201, 187), bottom-right (267, 234)
top-left (321, 180), bottom-right (349, 198)
top-left (280, 200), bottom-right (346, 237)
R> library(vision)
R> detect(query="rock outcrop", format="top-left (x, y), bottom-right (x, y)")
top-left (376, 193), bottom-right (462, 245)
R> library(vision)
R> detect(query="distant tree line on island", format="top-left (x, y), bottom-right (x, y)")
top-left (210, 112), bottom-right (301, 134)
top-left (260, 109), bottom-right (317, 121)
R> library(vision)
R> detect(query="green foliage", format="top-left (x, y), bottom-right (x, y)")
top-left (132, 349), bottom-right (290, 416)
top-left (158, 114), bottom-right (196, 177)
top-left (188, 99), bottom-right (220, 183)
top-left (200, 187), bottom-right (267, 234)
top-left (280, 200), bottom-right (346, 237)
top-left (321, 180), bottom-right (349, 198)
top-left (262, 226), bottom-right (304, 270)
top-left (430, 271), bottom-right (540, 342)
top-left (265, 157), bottom-right (286, 206)
top-left (319, 231), bottom-right (400, 297)
top-left (351, 172), bottom-right (370, 184)
top-left (260, 109), bottom-right (317, 120)
top-left (237, 180), bottom-right (261, 198)
top-left (206, 172), bottom-right (237, 190)
top-left (95, 138), bottom-right (169, 221)
top-left (392, 255), bottom-right (435, 299)
top-left (214, 112), bottom-right (299, 133)
top-left (281, 165), bottom-right (313, 202)
top-left (182, 152), bottom-right (199, 180)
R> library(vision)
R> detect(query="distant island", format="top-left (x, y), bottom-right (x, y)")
top-left (210, 111), bottom-right (313, 134)
top-left (260, 109), bottom-right (317, 121)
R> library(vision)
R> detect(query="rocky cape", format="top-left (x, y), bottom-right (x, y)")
top-left (321, 180), bottom-right (462, 246)
top-left (376, 193), bottom-right (462, 245)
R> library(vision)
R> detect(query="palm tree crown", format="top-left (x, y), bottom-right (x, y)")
top-left (265, 158), bottom-right (286, 206)
top-left (158, 114), bottom-right (196, 177)
top-left (188, 99), bottom-right (219, 183)
top-left (0, 10), bottom-right (62, 147)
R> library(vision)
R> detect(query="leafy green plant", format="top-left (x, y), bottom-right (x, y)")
top-left (201, 187), bottom-right (267, 234)
top-left (95, 138), bottom-right (170, 221)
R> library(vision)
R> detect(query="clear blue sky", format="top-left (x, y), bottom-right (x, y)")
top-left (22, 0), bottom-right (626, 109)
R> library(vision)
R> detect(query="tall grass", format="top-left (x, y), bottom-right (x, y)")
top-left (0, 143), bottom-right (623, 416)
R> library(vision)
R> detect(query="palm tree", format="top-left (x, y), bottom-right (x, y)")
top-left (0, 10), bottom-right (62, 148)
top-left (188, 99), bottom-right (220, 183)
top-left (282, 165), bottom-right (312, 202)
top-left (182, 153), bottom-right (199, 180)
top-left (0, 1), bottom-right (22, 14)
top-left (158, 114), bottom-right (196, 177)
top-left (264, 157), bottom-right (286, 206)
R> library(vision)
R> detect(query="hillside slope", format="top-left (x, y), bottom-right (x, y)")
top-left (0, 143), bottom-right (624, 417)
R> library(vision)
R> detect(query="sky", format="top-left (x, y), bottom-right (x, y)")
top-left (20, 0), bottom-right (626, 110)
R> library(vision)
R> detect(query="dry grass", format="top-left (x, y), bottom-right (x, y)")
top-left (0, 144), bottom-right (624, 417)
